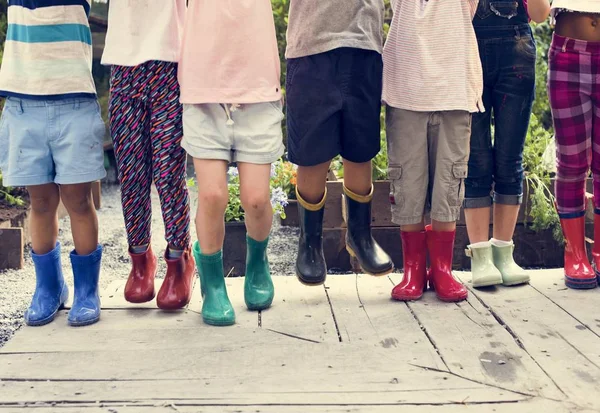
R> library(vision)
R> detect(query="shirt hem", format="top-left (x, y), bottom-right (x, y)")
top-left (101, 54), bottom-right (180, 67)
top-left (180, 90), bottom-right (282, 105)
top-left (0, 91), bottom-right (97, 100)
top-left (285, 39), bottom-right (382, 59)
top-left (383, 98), bottom-right (483, 114)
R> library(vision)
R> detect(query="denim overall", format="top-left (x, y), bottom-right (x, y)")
top-left (464, 0), bottom-right (536, 208)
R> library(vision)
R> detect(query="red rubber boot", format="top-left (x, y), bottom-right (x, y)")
top-left (124, 246), bottom-right (157, 303)
top-left (593, 212), bottom-right (600, 285)
top-left (157, 247), bottom-right (196, 310)
top-left (561, 215), bottom-right (597, 289)
top-left (426, 226), bottom-right (468, 302)
top-left (392, 231), bottom-right (427, 301)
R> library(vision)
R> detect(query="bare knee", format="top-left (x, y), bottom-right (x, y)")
top-left (241, 192), bottom-right (271, 216)
top-left (60, 186), bottom-right (94, 216)
top-left (198, 187), bottom-right (229, 213)
top-left (27, 185), bottom-right (60, 215)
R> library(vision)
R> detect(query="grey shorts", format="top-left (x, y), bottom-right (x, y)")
top-left (182, 101), bottom-right (285, 164)
top-left (386, 107), bottom-right (472, 225)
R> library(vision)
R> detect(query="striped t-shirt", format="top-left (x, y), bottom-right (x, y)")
top-left (383, 0), bottom-right (483, 113)
top-left (0, 0), bottom-right (96, 100)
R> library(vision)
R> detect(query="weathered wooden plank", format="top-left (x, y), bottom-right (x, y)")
top-left (65, 278), bottom-right (199, 311)
top-left (455, 272), bottom-right (600, 410)
top-left (0, 399), bottom-right (583, 413)
top-left (389, 274), bottom-right (563, 399)
top-left (0, 360), bottom-right (528, 405)
top-left (259, 276), bottom-right (338, 343)
top-left (0, 320), bottom-right (266, 354)
top-left (187, 277), bottom-right (259, 327)
top-left (324, 274), bottom-right (445, 370)
top-left (528, 269), bottom-right (600, 338)
top-left (0, 227), bottom-right (24, 270)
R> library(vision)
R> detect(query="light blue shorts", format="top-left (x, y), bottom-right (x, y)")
top-left (0, 97), bottom-right (107, 187)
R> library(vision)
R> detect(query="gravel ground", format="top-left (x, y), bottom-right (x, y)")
top-left (0, 185), bottom-right (300, 348)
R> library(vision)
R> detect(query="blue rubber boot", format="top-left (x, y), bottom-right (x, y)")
top-left (24, 243), bottom-right (69, 327)
top-left (68, 245), bottom-right (102, 327)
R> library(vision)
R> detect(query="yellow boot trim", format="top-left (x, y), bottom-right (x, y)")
top-left (343, 184), bottom-right (374, 203)
top-left (296, 187), bottom-right (327, 211)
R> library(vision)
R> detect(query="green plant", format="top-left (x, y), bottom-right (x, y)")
top-left (0, 172), bottom-right (25, 207)
top-left (522, 113), bottom-right (561, 242)
top-left (522, 21), bottom-right (562, 242)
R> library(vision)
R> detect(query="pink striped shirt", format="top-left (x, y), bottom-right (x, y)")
top-left (383, 0), bottom-right (484, 113)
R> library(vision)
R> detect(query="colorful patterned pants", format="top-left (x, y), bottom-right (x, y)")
top-left (109, 61), bottom-right (191, 249)
top-left (550, 35), bottom-right (600, 217)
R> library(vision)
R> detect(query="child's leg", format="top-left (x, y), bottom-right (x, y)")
top-left (149, 62), bottom-right (191, 253)
top-left (238, 163), bottom-right (272, 240)
top-left (146, 62), bottom-right (194, 310)
top-left (428, 111), bottom-right (470, 302)
top-left (549, 35), bottom-right (596, 289)
top-left (51, 97), bottom-right (106, 325)
top-left (464, 87), bottom-right (493, 244)
top-left (342, 160), bottom-right (372, 196)
top-left (296, 162), bottom-right (330, 204)
top-left (182, 101), bottom-right (237, 325)
top-left (429, 112), bottom-right (471, 230)
top-left (192, 158), bottom-right (234, 324)
top-left (238, 162), bottom-right (274, 310)
top-left (25, 184), bottom-right (69, 326)
top-left (194, 159), bottom-right (229, 253)
top-left (386, 107), bottom-right (429, 300)
top-left (110, 89), bottom-right (152, 250)
top-left (59, 183), bottom-right (98, 255)
top-left (230, 101), bottom-right (283, 308)
top-left (27, 184), bottom-right (60, 254)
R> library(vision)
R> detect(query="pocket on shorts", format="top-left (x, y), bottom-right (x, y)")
top-left (448, 162), bottom-right (469, 207)
top-left (388, 166), bottom-right (404, 209)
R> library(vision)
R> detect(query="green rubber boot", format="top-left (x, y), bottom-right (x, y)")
top-left (244, 235), bottom-right (274, 311)
top-left (192, 242), bottom-right (235, 326)
top-left (466, 242), bottom-right (503, 288)
top-left (492, 242), bottom-right (530, 286)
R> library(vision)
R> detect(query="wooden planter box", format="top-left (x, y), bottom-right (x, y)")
top-left (223, 221), bottom-right (247, 277)
top-left (281, 199), bottom-right (299, 227)
top-left (322, 178), bottom-right (595, 271)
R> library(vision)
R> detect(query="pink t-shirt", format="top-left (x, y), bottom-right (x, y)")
top-left (178, 0), bottom-right (282, 104)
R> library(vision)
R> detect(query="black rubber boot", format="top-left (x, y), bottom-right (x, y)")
top-left (295, 189), bottom-right (327, 285)
top-left (345, 185), bottom-right (394, 275)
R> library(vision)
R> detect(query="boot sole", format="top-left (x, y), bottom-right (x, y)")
top-left (472, 279), bottom-right (503, 288)
top-left (157, 298), bottom-right (191, 311)
top-left (202, 316), bottom-right (235, 326)
top-left (246, 300), bottom-right (273, 311)
top-left (346, 246), bottom-right (394, 276)
top-left (502, 279), bottom-right (530, 287)
top-left (295, 267), bottom-right (326, 286)
top-left (125, 293), bottom-right (156, 304)
top-left (25, 303), bottom-right (65, 327)
top-left (437, 295), bottom-right (468, 303)
top-left (68, 314), bottom-right (100, 327)
top-left (564, 275), bottom-right (598, 290)
top-left (391, 294), bottom-right (423, 302)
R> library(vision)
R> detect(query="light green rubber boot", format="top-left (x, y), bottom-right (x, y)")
top-left (192, 242), bottom-right (235, 326)
top-left (244, 235), bottom-right (274, 311)
top-left (466, 242), bottom-right (503, 288)
top-left (492, 243), bottom-right (530, 286)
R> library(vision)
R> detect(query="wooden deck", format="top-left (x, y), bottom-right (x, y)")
top-left (1, 270), bottom-right (599, 412)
